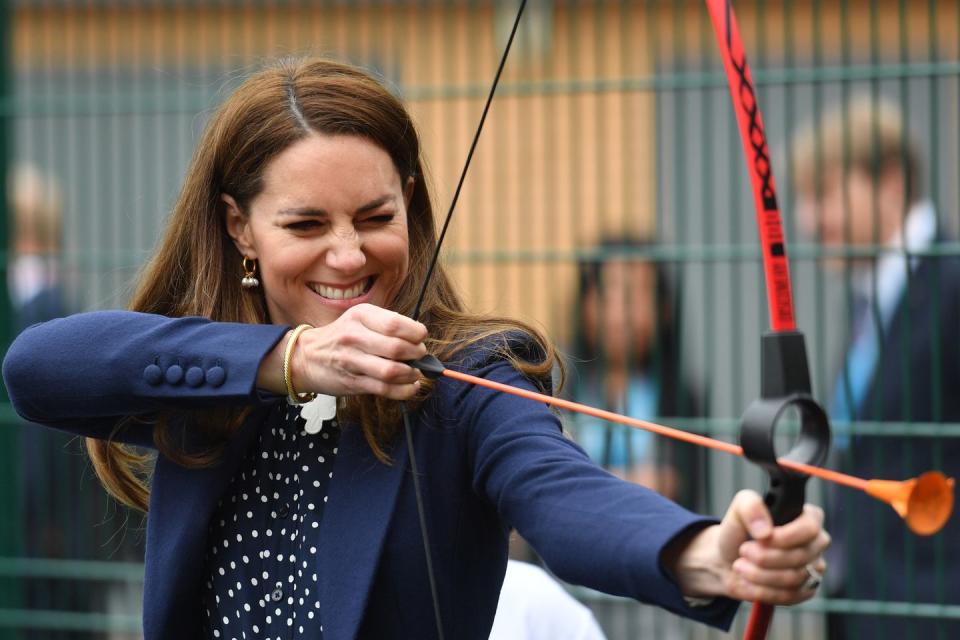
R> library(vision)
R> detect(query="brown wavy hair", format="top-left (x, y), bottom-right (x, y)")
top-left (86, 58), bottom-right (558, 512)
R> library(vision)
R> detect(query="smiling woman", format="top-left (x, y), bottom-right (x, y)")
top-left (222, 134), bottom-right (413, 330)
top-left (1, 58), bottom-right (829, 640)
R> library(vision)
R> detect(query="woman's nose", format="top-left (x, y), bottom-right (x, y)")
top-left (325, 229), bottom-right (366, 272)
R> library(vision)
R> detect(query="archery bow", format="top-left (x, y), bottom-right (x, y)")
top-left (401, 1), bottom-right (955, 638)
top-left (703, 0), bottom-right (816, 636)
top-left (688, 0), bottom-right (951, 636)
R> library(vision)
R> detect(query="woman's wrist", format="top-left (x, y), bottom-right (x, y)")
top-left (661, 523), bottom-right (729, 599)
top-left (256, 329), bottom-right (293, 395)
top-left (283, 324), bottom-right (316, 404)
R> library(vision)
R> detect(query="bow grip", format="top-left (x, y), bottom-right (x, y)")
top-left (740, 332), bottom-right (831, 526)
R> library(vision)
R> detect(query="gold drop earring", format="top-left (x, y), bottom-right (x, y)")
top-left (241, 257), bottom-right (260, 289)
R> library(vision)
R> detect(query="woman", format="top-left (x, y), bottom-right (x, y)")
top-left (3, 58), bottom-right (828, 640)
top-left (570, 239), bottom-right (704, 508)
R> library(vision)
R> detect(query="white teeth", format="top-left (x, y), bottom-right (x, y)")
top-left (311, 279), bottom-right (371, 301)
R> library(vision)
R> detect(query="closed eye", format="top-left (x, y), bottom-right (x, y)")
top-left (362, 213), bottom-right (396, 225)
top-left (286, 220), bottom-right (323, 231)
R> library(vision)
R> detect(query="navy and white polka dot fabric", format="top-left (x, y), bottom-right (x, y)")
top-left (202, 401), bottom-right (340, 639)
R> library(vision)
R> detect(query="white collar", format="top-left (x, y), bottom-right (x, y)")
top-left (852, 200), bottom-right (937, 326)
top-left (8, 254), bottom-right (60, 307)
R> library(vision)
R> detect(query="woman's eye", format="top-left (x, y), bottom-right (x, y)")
top-left (286, 220), bottom-right (321, 231)
top-left (363, 213), bottom-right (395, 225)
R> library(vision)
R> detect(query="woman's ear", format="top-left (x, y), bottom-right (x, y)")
top-left (403, 176), bottom-right (415, 210)
top-left (223, 194), bottom-right (257, 258)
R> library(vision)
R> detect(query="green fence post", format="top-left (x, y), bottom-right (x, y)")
top-left (0, 0), bottom-right (20, 637)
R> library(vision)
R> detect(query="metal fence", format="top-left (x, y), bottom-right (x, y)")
top-left (1, 1), bottom-right (958, 639)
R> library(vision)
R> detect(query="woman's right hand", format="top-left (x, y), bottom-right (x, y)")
top-left (258, 304), bottom-right (428, 400)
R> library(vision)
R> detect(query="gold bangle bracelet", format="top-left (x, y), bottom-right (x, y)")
top-left (283, 324), bottom-right (317, 405)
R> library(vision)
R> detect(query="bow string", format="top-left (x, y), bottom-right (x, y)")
top-left (401, 2), bottom-right (529, 638)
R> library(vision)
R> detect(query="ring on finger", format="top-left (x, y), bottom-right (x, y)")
top-left (802, 562), bottom-right (823, 591)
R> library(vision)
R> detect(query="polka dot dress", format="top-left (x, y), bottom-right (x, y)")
top-left (202, 400), bottom-right (340, 640)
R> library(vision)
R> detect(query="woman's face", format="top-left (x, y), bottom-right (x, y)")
top-left (225, 133), bottom-right (412, 327)
top-left (582, 259), bottom-right (658, 366)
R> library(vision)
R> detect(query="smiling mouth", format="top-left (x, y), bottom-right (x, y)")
top-left (309, 277), bottom-right (374, 301)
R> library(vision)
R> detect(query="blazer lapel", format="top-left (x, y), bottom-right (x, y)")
top-left (318, 424), bottom-right (408, 640)
top-left (145, 406), bottom-right (270, 640)
top-left (866, 256), bottom-right (934, 416)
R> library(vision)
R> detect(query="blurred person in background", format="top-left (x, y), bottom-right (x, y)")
top-left (8, 164), bottom-right (144, 640)
top-left (3, 58), bottom-right (829, 640)
top-left (9, 164), bottom-right (80, 638)
top-left (793, 96), bottom-right (960, 639)
top-left (568, 237), bottom-right (705, 511)
top-left (9, 164), bottom-right (65, 331)
top-left (7, 164), bottom-right (78, 639)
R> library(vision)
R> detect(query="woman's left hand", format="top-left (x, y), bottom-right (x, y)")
top-left (663, 490), bottom-right (830, 605)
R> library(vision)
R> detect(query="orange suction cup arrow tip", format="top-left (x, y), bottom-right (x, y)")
top-left (864, 471), bottom-right (955, 536)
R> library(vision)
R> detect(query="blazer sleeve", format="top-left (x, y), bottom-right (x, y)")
top-left (2, 310), bottom-right (288, 446)
top-left (448, 354), bottom-right (739, 630)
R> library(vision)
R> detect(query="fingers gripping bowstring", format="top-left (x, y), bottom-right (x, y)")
top-left (401, 3), bottom-right (528, 639)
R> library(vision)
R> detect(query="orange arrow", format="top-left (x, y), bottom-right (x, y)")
top-left (440, 367), bottom-right (955, 535)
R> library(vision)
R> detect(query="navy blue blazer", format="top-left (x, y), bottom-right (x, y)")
top-left (3, 311), bottom-right (738, 639)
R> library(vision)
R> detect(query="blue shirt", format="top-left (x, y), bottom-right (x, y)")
top-left (571, 375), bottom-right (658, 468)
top-left (202, 400), bottom-right (340, 639)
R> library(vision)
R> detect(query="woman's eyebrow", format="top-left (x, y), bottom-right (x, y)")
top-left (277, 206), bottom-right (327, 218)
top-left (276, 196), bottom-right (394, 218)
top-left (354, 195), bottom-right (394, 214)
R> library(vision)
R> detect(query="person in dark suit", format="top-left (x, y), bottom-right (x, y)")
top-left (793, 96), bottom-right (960, 639)
top-left (4, 58), bottom-right (829, 640)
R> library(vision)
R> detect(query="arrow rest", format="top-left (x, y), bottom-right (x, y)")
top-left (740, 332), bottom-right (831, 526)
